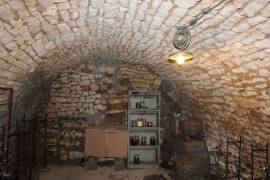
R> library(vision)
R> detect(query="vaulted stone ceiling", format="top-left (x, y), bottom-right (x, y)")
top-left (0, 0), bottom-right (269, 140)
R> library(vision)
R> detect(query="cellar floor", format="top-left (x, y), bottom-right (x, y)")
top-left (39, 164), bottom-right (174, 180)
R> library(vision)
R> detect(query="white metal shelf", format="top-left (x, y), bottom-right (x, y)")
top-left (127, 91), bottom-right (160, 169)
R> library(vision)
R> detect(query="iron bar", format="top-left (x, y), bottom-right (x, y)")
top-left (7, 88), bottom-right (13, 133)
top-left (267, 143), bottom-right (269, 180)
top-left (0, 86), bottom-right (47, 180)
top-left (225, 136), bottom-right (242, 180)
top-left (225, 137), bottom-right (229, 179)
top-left (14, 120), bottom-right (20, 180)
top-left (238, 136), bottom-right (242, 180)
top-left (252, 144), bottom-right (254, 180)
top-left (252, 143), bottom-right (269, 180)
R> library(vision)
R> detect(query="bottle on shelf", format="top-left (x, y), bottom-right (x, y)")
top-left (130, 136), bottom-right (140, 146)
top-left (135, 136), bottom-right (140, 145)
top-left (142, 98), bottom-right (145, 108)
top-left (140, 136), bottom-right (147, 146)
top-left (135, 102), bottom-right (140, 108)
top-left (134, 154), bottom-right (140, 164)
top-left (147, 121), bottom-right (153, 127)
top-left (139, 98), bottom-right (143, 108)
top-left (150, 136), bottom-right (156, 145)
top-left (132, 120), bottom-right (136, 127)
top-left (142, 118), bottom-right (147, 127)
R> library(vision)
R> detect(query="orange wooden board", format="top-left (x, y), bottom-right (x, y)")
top-left (85, 128), bottom-right (128, 158)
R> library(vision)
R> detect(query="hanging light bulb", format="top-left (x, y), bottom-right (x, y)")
top-left (176, 54), bottom-right (185, 65)
top-left (168, 0), bottom-right (227, 66)
top-left (168, 52), bottom-right (193, 65)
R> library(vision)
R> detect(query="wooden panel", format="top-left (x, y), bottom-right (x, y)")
top-left (106, 130), bottom-right (128, 158)
top-left (85, 129), bottom-right (106, 157)
top-left (85, 128), bottom-right (128, 158)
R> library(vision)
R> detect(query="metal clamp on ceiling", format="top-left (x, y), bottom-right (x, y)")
top-left (173, 27), bottom-right (191, 50)
top-left (173, 0), bottom-right (227, 50)
top-left (169, 0), bottom-right (228, 65)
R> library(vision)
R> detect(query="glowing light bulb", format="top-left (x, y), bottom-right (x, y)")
top-left (176, 54), bottom-right (186, 65)
top-left (168, 52), bottom-right (194, 66)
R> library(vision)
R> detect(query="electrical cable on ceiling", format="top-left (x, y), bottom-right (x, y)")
top-left (173, 0), bottom-right (228, 50)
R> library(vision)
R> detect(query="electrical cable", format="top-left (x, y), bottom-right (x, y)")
top-left (173, 27), bottom-right (191, 50)
top-left (173, 0), bottom-right (228, 50)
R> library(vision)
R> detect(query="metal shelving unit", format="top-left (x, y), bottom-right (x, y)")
top-left (127, 91), bottom-right (160, 169)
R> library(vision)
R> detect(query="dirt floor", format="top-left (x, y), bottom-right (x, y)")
top-left (39, 164), bottom-right (175, 180)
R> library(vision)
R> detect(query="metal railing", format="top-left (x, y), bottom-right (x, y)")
top-left (0, 87), bottom-right (47, 180)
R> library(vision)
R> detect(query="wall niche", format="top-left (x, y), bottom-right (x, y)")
top-left (37, 61), bottom-right (161, 161)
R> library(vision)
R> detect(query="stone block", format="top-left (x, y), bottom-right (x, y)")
top-left (43, 5), bottom-right (57, 16)
top-left (57, 2), bottom-right (70, 10)
top-left (255, 39), bottom-right (270, 49)
top-left (242, 0), bottom-right (268, 17)
top-left (94, 104), bottom-right (105, 111)
top-left (90, 84), bottom-right (99, 91)
top-left (258, 69), bottom-right (269, 77)
top-left (0, 5), bottom-right (15, 21)
top-left (261, 4), bottom-right (270, 17)
top-left (262, 107), bottom-right (270, 115)
top-left (79, 80), bottom-right (91, 86)
top-left (69, 151), bottom-right (84, 160)
top-left (32, 39), bottom-right (46, 56)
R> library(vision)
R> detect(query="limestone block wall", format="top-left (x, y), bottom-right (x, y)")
top-left (37, 62), bottom-right (161, 161)
top-left (170, 76), bottom-right (270, 178)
